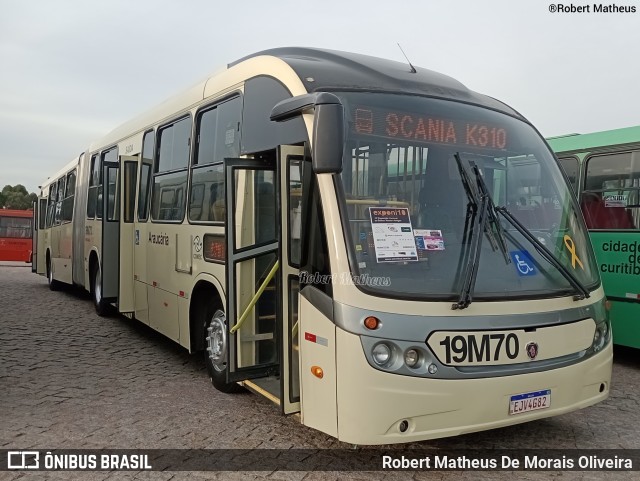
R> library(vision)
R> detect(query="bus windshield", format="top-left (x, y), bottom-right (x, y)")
top-left (335, 92), bottom-right (599, 301)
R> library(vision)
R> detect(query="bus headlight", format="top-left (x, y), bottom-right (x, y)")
top-left (372, 343), bottom-right (392, 365)
top-left (593, 320), bottom-right (610, 352)
top-left (601, 321), bottom-right (609, 339)
top-left (404, 348), bottom-right (420, 368)
top-left (360, 336), bottom-right (439, 377)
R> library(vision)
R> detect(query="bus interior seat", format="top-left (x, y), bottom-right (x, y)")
top-left (209, 183), bottom-right (225, 222)
top-left (581, 192), bottom-right (635, 229)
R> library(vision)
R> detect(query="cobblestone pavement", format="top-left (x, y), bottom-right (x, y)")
top-left (1, 264), bottom-right (639, 480)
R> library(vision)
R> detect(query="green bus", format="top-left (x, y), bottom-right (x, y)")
top-left (548, 126), bottom-right (640, 349)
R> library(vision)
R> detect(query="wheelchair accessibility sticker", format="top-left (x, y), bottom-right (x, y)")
top-left (509, 250), bottom-right (537, 276)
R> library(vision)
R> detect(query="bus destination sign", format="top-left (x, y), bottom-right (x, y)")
top-left (353, 107), bottom-right (508, 150)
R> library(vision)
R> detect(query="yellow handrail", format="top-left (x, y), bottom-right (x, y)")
top-left (230, 260), bottom-right (280, 334)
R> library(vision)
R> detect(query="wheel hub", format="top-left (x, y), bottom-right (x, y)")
top-left (206, 312), bottom-right (227, 371)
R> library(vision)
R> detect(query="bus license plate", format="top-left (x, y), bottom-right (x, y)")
top-left (509, 389), bottom-right (551, 415)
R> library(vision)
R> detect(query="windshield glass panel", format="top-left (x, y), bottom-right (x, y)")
top-left (336, 92), bottom-right (598, 300)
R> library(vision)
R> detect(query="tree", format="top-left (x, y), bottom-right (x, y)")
top-left (0, 184), bottom-right (37, 210)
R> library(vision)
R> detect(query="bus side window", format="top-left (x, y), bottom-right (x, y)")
top-left (300, 170), bottom-right (332, 297)
top-left (189, 96), bottom-right (240, 224)
top-left (209, 181), bottom-right (225, 222)
top-left (87, 154), bottom-right (99, 219)
top-left (582, 151), bottom-right (640, 229)
top-left (54, 176), bottom-right (66, 225)
top-left (62, 169), bottom-right (76, 222)
top-left (39, 198), bottom-right (47, 230)
top-left (138, 131), bottom-right (154, 222)
top-left (151, 117), bottom-right (190, 223)
top-left (45, 183), bottom-right (56, 228)
top-left (189, 183), bottom-right (204, 220)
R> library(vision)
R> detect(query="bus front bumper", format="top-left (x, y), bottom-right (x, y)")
top-left (336, 329), bottom-right (613, 445)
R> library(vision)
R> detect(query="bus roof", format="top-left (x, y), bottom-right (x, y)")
top-left (232, 48), bottom-right (521, 117)
top-left (547, 125), bottom-right (640, 153)
top-left (0, 209), bottom-right (33, 218)
top-left (88, 48), bottom-right (525, 155)
top-left (40, 157), bottom-right (80, 192)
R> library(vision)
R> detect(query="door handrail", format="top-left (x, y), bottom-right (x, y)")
top-left (230, 260), bottom-right (280, 334)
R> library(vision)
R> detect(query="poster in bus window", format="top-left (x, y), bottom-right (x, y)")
top-left (414, 229), bottom-right (445, 251)
top-left (604, 193), bottom-right (628, 208)
top-left (369, 207), bottom-right (418, 263)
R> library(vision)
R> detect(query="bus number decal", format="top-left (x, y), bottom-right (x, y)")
top-left (439, 333), bottom-right (519, 364)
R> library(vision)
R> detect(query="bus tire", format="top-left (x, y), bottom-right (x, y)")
top-left (47, 256), bottom-right (60, 291)
top-left (91, 262), bottom-right (110, 317)
top-left (204, 307), bottom-right (242, 394)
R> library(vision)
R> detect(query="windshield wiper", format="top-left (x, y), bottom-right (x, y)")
top-left (453, 191), bottom-right (489, 310)
top-left (452, 153), bottom-right (588, 307)
top-left (470, 162), bottom-right (511, 264)
top-left (452, 154), bottom-right (510, 310)
top-left (495, 207), bottom-right (590, 300)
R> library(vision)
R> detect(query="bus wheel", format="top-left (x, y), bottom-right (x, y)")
top-left (204, 309), bottom-right (242, 393)
top-left (91, 263), bottom-right (110, 317)
top-left (47, 257), bottom-right (60, 291)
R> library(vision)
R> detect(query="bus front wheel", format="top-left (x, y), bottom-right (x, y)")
top-left (91, 263), bottom-right (110, 317)
top-left (204, 308), bottom-right (242, 393)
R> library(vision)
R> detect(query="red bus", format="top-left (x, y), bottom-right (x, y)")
top-left (0, 209), bottom-right (33, 262)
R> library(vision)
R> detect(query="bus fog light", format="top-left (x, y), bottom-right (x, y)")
top-left (428, 363), bottom-right (438, 374)
top-left (404, 349), bottom-right (420, 368)
top-left (372, 343), bottom-right (391, 365)
top-left (399, 420), bottom-right (409, 433)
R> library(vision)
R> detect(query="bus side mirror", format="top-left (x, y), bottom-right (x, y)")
top-left (312, 103), bottom-right (344, 174)
top-left (270, 93), bottom-right (344, 174)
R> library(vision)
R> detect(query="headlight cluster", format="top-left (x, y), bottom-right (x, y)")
top-left (367, 340), bottom-right (438, 376)
top-left (592, 319), bottom-right (611, 352)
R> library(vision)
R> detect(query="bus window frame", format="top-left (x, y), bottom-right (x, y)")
top-left (0, 213), bottom-right (33, 239)
top-left (188, 93), bottom-right (242, 226)
top-left (45, 183), bottom-right (56, 228)
top-left (54, 176), bottom-right (66, 226)
top-left (557, 155), bottom-right (580, 194)
top-left (100, 146), bottom-right (119, 221)
top-left (150, 114), bottom-right (192, 224)
top-left (137, 129), bottom-right (155, 223)
top-left (62, 168), bottom-right (77, 224)
top-left (581, 149), bottom-right (640, 231)
top-left (86, 152), bottom-right (100, 220)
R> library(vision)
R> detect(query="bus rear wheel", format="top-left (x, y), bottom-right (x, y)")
top-left (47, 257), bottom-right (60, 291)
top-left (204, 308), bottom-right (242, 393)
top-left (91, 263), bottom-right (110, 317)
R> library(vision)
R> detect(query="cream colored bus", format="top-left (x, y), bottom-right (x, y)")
top-left (34, 48), bottom-right (612, 445)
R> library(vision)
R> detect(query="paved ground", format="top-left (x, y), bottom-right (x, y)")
top-left (1, 264), bottom-right (639, 480)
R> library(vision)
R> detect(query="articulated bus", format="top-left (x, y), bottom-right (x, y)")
top-left (0, 209), bottom-right (33, 263)
top-left (548, 126), bottom-right (640, 349)
top-left (35, 48), bottom-right (612, 444)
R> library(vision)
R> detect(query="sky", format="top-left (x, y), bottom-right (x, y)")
top-left (1, 0), bottom-right (638, 194)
